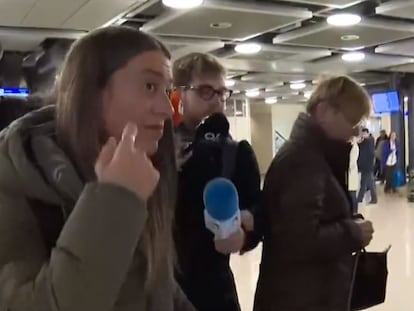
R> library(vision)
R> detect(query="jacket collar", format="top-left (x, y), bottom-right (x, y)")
top-left (290, 113), bottom-right (351, 183)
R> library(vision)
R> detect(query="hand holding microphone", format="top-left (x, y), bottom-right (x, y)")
top-left (95, 123), bottom-right (160, 201)
top-left (203, 178), bottom-right (245, 254)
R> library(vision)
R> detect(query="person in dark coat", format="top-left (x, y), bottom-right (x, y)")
top-left (173, 53), bottom-right (262, 311)
top-left (254, 76), bottom-right (375, 311)
top-left (382, 132), bottom-right (399, 193)
top-left (357, 128), bottom-right (378, 204)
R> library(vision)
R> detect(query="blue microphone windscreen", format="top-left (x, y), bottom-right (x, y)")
top-left (203, 178), bottom-right (239, 221)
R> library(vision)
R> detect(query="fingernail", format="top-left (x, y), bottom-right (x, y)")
top-left (122, 123), bottom-right (138, 141)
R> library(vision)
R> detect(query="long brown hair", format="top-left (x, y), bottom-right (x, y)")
top-left (55, 26), bottom-right (176, 288)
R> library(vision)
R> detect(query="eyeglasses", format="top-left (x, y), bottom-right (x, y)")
top-left (180, 85), bottom-right (233, 101)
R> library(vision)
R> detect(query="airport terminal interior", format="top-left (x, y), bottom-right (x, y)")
top-left (0, 0), bottom-right (414, 310)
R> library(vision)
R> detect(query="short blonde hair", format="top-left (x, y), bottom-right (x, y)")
top-left (307, 75), bottom-right (372, 126)
top-left (173, 52), bottom-right (226, 86)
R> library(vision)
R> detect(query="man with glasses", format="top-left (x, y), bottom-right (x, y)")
top-left (172, 53), bottom-right (261, 311)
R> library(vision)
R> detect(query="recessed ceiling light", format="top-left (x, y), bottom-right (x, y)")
top-left (342, 51), bottom-right (365, 62)
top-left (265, 97), bottom-right (277, 104)
top-left (290, 82), bottom-right (306, 90)
top-left (410, 59), bottom-right (414, 63)
top-left (234, 43), bottom-right (262, 54)
top-left (343, 46), bottom-right (365, 51)
top-left (327, 13), bottom-right (361, 27)
top-left (162, 0), bottom-right (203, 9)
top-left (341, 34), bottom-right (360, 41)
top-left (225, 79), bottom-right (235, 87)
top-left (304, 92), bottom-right (312, 99)
top-left (210, 22), bottom-right (232, 29)
top-left (246, 89), bottom-right (260, 97)
top-left (360, 83), bottom-right (366, 86)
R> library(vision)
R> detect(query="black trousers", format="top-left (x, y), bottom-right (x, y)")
top-left (384, 165), bottom-right (397, 193)
top-left (176, 269), bottom-right (241, 311)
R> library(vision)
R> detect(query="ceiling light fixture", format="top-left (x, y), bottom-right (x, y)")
top-left (290, 82), bottom-right (306, 90)
top-left (225, 79), bottom-right (235, 87)
top-left (304, 92), bottom-right (312, 99)
top-left (162, 0), bottom-right (203, 9)
top-left (234, 43), bottom-right (262, 54)
top-left (246, 89), bottom-right (260, 97)
top-left (265, 97), bottom-right (277, 104)
top-left (327, 13), bottom-right (361, 27)
top-left (341, 34), bottom-right (360, 41)
top-left (342, 51), bottom-right (365, 62)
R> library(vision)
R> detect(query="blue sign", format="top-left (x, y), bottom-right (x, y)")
top-left (0, 88), bottom-right (29, 97)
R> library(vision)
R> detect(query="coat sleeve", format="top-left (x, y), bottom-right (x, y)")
top-left (0, 182), bottom-right (148, 311)
top-left (233, 140), bottom-right (263, 253)
top-left (266, 160), bottom-right (363, 263)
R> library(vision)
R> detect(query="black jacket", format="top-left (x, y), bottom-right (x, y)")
top-left (358, 136), bottom-right (375, 173)
top-left (254, 113), bottom-right (363, 311)
top-left (174, 122), bottom-right (261, 311)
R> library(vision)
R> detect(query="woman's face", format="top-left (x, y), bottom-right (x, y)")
top-left (390, 132), bottom-right (397, 141)
top-left (102, 50), bottom-right (173, 156)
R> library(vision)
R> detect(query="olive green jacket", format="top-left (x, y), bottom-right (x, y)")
top-left (0, 106), bottom-right (194, 311)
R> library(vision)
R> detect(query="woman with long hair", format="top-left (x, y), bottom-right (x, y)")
top-left (0, 26), bottom-right (194, 311)
top-left (382, 131), bottom-right (399, 193)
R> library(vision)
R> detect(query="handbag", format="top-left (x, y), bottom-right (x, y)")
top-left (349, 246), bottom-right (391, 311)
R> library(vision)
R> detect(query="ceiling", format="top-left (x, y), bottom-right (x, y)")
top-left (1, 0), bottom-right (414, 103)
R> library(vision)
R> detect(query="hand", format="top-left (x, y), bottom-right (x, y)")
top-left (354, 219), bottom-right (374, 247)
top-left (240, 210), bottom-right (254, 232)
top-left (214, 228), bottom-right (245, 255)
top-left (95, 123), bottom-right (160, 201)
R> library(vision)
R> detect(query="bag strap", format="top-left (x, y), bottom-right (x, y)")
top-left (221, 138), bottom-right (238, 180)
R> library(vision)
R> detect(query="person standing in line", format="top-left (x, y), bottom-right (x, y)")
top-left (254, 76), bottom-right (374, 311)
top-left (375, 129), bottom-right (388, 183)
top-left (173, 52), bottom-right (262, 311)
top-left (357, 128), bottom-right (378, 204)
top-left (382, 131), bottom-right (399, 193)
top-left (349, 134), bottom-right (360, 214)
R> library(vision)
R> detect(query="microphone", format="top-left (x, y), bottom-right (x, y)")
top-left (195, 112), bottom-right (230, 143)
top-left (203, 177), bottom-right (241, 240)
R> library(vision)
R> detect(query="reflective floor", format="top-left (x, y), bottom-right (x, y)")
top-left (231, 190), bottom-right (414, 311)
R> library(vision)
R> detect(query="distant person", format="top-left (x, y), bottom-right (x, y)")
top-left (349, 134), bottom-right (360, 214)
top-left (375, 129), bottom-right (388, 182)
top-left (173, 52), bottom-right (261, 311)
top-left (255, 76), bottom-right (374, 311)
top-left (0, 27), bottom-right (195, 311)
top-left (357, 128), bottom-right (378, 204)
top-left (382, 131), bottom-right (399, 193)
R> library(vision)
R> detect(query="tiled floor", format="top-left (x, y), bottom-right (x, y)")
top-left (231, 190), bottom-right (414, 311)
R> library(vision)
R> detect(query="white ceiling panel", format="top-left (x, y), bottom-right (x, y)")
top-left (0, 0), bottom-right (36, 27)
top-left (141, 0), bottom-right (312, 41)
top-left (273, 17), bottom-right (414, 50)
top-left (375, 38), bottom-right (414, 57)
top-left (21, 0), bottom-right (87, 28)
top-left (311, 53), bottom-right (414, 74)
top-left (386, 63), bottom-right (414, 73)
top-left (241, 72), bottom-right (318, 83)
top-left (225, 44), bottom-right (331, 62)
top-left (281, 0), bottom-right (364, 9)
top-left (376, 0), bottom-right (414, 20)
top-left (159, 36), bottom-right (224, 61)
top-left (63, 0), bottom-right (140, 30)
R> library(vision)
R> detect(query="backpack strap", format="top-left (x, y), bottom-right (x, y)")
top-left (221, 138), bottom-right (239, 179)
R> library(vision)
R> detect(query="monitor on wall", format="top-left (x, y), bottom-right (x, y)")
top-left (371, 90), bottom-right (400, 114)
